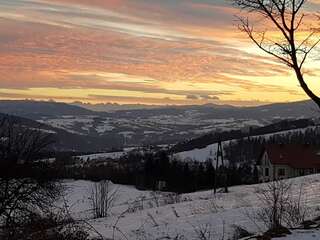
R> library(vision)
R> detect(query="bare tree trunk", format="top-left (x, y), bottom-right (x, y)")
top-left (234, 0), bottom-right (320, 110)
top-left (294, 68), bottom-right (320, 109)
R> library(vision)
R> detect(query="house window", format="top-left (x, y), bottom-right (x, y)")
top-left (265, 168), bottom-right (269, 177)
top-left (264, 155), bottom-right (268, 165)
top-left (278, 168), bottom-right (285, 176)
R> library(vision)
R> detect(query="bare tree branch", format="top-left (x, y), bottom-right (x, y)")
top-left (234, 0), bottom-right (320, 108)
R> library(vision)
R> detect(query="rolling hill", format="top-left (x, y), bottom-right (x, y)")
top-left (0, 99), bottom-right (318, 148)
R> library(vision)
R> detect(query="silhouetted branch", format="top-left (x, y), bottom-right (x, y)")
top-left (234, 0), bottom-right (320, 108)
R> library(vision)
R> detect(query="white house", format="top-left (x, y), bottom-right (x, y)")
top-left (258, 144), bottom-right (320, 182)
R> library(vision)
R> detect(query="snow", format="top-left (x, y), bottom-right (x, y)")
top-left (60, 180), bottom-right (153, 220)
top-left (174, 141), bottom-right (229, 163)
top-left (119, 131), bottom-right (134, 138)
top-left (274, 230), bottom-right (320, 239)
top-left (96, 123), bottom-right (115, 133)
top-left (174, 126), bottom-right (319, 163)
top-left (175, 143), bottom-right (217, 162)
top-left (59, 174), bottom-right (320, 240)
top-left (251, 126), bottom-right (318, 140)
top-left (38, 117), bottom-right (90, 135)
top-left (76, 151), bottom-right (125, 161)
top-left (37, 114), bottom-right (269, 143)
top-left (76, 147), bottom-right (136, 162)
top-left (28, 127), bottom-right (57, 134)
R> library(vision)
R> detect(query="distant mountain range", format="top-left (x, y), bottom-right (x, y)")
top-left (71, 100), bottom-right (320, 116)
top-left (0, 99), bottom-right (318, 151)
top-left (70, 101), bottom-right (240, 112)
top-left (71, 101), bottom-right (171, 112)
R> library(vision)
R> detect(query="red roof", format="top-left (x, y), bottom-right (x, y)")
top-left (264, 144), bottom-right (320, 169)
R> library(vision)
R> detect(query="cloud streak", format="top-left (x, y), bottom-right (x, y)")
top-left (0, 0), bottom-right (319, 105)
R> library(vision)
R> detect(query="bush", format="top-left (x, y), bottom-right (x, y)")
top-left (255, 180), bottom-right (309, 233)
top-left (1, 209), bottom-right (93, 240)
top-left (90, 180), bottom-right (118, 219)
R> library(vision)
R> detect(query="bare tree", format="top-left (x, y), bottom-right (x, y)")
top-left (0, 116), bottom-right (63, 239)
top-left (234, 0), bottom-right (320, 108)
top-left (90, 180), bottom-right (118, 219)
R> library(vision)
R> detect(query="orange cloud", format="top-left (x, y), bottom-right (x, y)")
top-left (50, 0), bottom-right (124, 8)
top-left (0, 0), bottom-right (318, 106)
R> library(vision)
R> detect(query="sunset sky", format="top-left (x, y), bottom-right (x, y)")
top-left (0, 0), bottom-right (319, 106)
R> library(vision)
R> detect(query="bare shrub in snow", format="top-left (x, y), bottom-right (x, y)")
top-left (146, 212), bottom-right (158, 227)
top-left (127, 199), bottom-right (143, 213)
top-left (150, 191), bottom-right (162, 207)
top-left (164, 193), bottom-right (182, 205)
top-left (111, 209), bottom-right (130, 240)
top-left (192, 223), bottom-right (215, 240)
top-left (255, 180), bottom-right (310, 231)
top-left (90, 180), bottom-right (118, 219)
top-left (208, 197), bottom-right (222, 213)
top-left (255, 181), bottom-right (291, 230)
top-left (230, 225), bottom-right (253, 240)
top-left (1, 203), bottom-right (101, 240)
top-left (283, 183), bottom-right (310, 228)
top-left (172, 206), bottom-right (179, 218)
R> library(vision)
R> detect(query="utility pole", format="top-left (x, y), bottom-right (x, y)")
top-left (214, 140), bottom-right (228, 194)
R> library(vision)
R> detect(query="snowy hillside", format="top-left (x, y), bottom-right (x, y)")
top-left (174, 141), bottom-right (225, 163)
top-left (60, 174), bottom-right (320, 239)
top-left (174, 126), bottom-right (318, 162)
top-left (70, 126), bottom-right (318, 165)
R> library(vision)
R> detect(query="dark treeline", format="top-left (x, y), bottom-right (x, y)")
top-left (43, 122), bottom-right (319, 193)
top-left (172, 118), bottom-right (315, 153)
top-left (15, 119), bottom-right (318, 195)
top-left (54, 150), bottom-right (258, 193)
top-left (224, 126), bottom-right (320, 164)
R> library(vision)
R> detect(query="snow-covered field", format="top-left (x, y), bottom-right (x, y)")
top-left (174, 142), bottom-right (226, 163)
top-left (77, 152), bottom-right (126, 162)
top-left (75, 147), bottom-right (138, 165)
top-left (37, 113), bottom-right (269, 147)
top-left (276, 230), bottom-right (320, 240)
top-left (60, 174), bottom-right (320, 239)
